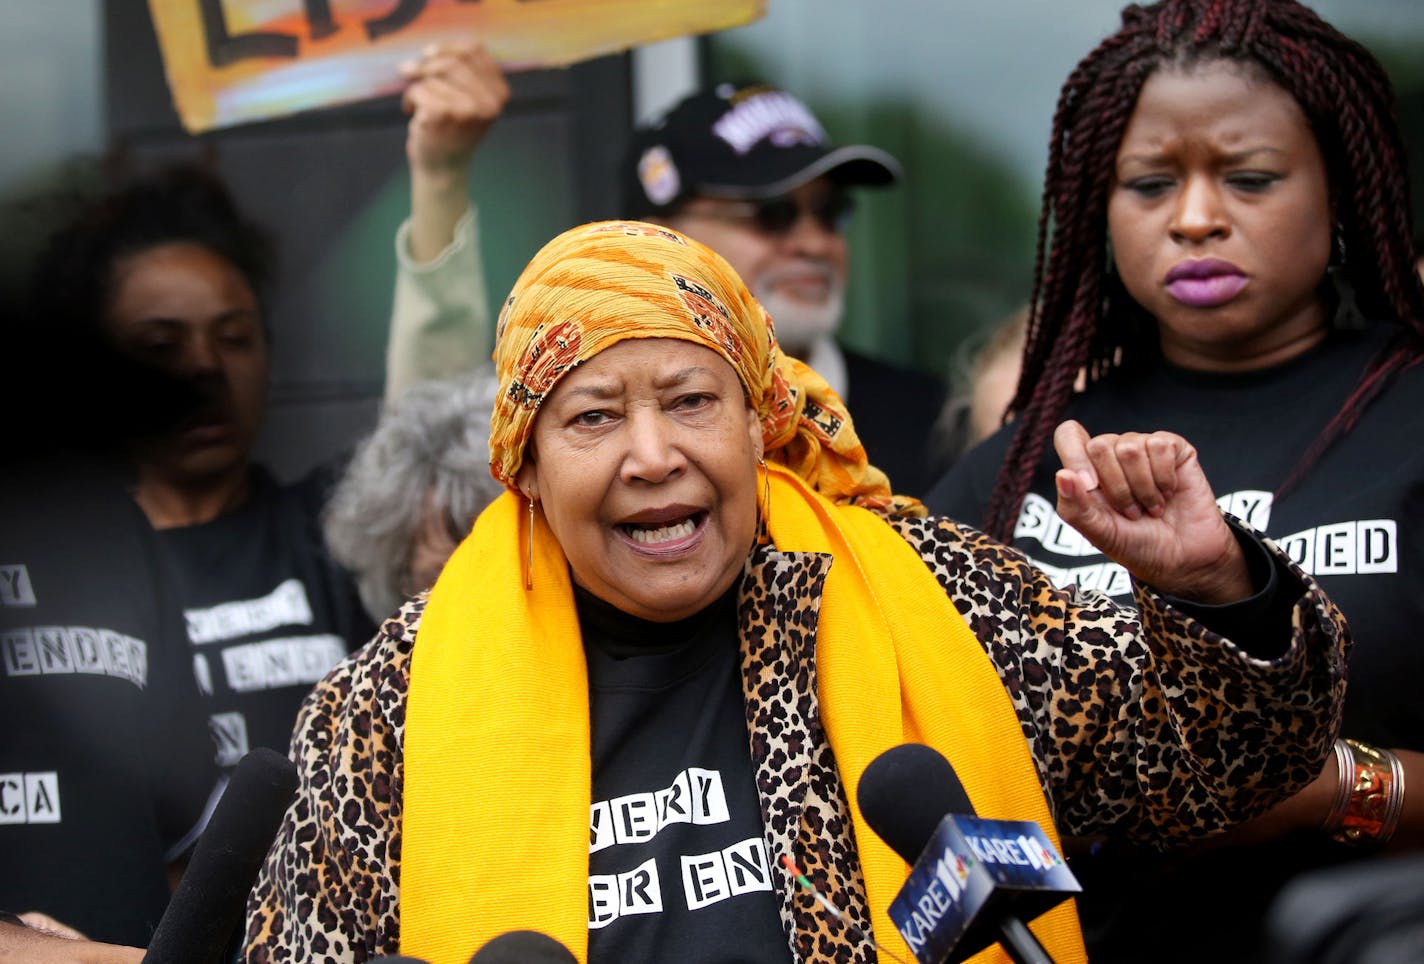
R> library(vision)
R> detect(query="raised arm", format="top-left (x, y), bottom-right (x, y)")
top-left (898, 419), bottom-right (1349, 848)
top-left (386, 43), bottom-right (510, 402)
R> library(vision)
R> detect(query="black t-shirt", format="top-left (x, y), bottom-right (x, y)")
top-left (153, 467), bottom-right (372, 771)
top-left (578, 584), bottom-right (793, 964)
top-left (927, 323), bottom-right (1424, 963)
top-left (930, 323), bottom-right (1423, 747)
top-left (0, 460), bottom-right (217, 946)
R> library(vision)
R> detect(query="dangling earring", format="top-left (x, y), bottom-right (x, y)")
top-left (525, 496), bottom-right (536, 591)
top-left (756, 458), bottom-right (771, 546)
top-left (1328, 223), bottom-right (1366, 331)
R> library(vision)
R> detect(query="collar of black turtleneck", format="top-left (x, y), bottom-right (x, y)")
top-left (573, 579), bottom-right (739, 660)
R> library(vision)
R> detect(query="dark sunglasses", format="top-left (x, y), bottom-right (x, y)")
top-left (691, 191), bottom-right (857, 236)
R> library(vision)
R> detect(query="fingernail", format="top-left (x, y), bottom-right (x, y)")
top-left (1124, 504), bottom-right (1143, 521)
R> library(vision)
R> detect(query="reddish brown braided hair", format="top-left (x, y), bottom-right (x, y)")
top-left (983, 0), bottom-right (1424, 540)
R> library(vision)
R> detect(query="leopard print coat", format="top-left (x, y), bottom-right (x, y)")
top-left (244, 516), bottom-right (1347, 963)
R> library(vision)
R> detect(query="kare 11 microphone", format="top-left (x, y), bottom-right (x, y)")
top-left (857, 744), bottom-right (1080, 964)
top-left (143, 747), bottom-right (299, 964)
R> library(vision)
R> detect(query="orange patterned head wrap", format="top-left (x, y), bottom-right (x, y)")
top-left (489, 220), bottom-right (922, 515)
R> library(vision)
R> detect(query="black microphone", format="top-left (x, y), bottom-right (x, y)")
top-left (468, 930), bottom-right (578, 962)
top-left (858, 744), bottom-right (1079, 964)
top-left (143, 747), bottom-right (298, 964)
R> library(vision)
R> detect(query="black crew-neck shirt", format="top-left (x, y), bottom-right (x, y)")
top-left (577, 583), bottom-right (793, 963)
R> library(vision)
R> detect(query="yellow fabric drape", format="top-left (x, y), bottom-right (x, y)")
top-left (403, 466), bottom-right (1085, 964)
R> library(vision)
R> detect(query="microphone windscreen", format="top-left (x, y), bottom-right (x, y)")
top-left (469, 930), bottom-right (578, 963)
top-left (857, 743), bottom-right (974, 864)
top-left (143, 747), bottom-right (298, 964)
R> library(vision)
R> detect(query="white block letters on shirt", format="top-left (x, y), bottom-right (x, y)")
top-left (0, 771), bottom-right (61, 825)
top-left (587, 768), bottom-right (766, 929)
top-left (1016, 491), bottom-right (1398, 595)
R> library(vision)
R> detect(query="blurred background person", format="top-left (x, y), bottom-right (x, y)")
top-left (624, 83), bottom-right (948, 496)
top-left (323, 367), bottom-right (506, 623)
top-left (926, 1), bottom-right (1424, 961)
top-left (2, 204), bottom-right (217, 946)
top-left (32, 162), bottom-right (375, 779)
top-left (19, 44), bottom-right (509, 786)
top-left (930, 306), bottom-right (1027, 471)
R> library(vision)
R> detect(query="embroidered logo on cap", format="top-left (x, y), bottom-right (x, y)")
top-left (712, 90), bottom-right (826, 156)
top-left (638, 145), bottom-right (681, 206)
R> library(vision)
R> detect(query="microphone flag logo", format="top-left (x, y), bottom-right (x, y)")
top-left (889, 815), bottom-right (1080, 963)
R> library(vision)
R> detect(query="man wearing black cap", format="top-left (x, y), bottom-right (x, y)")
top-left (624, 83), bottom-right (947, 495)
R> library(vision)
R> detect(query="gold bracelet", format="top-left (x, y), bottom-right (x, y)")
top-left (1322, 738), bottom-right (1354, 833)
top-left (1328, 739), bottom-right (1405, 846)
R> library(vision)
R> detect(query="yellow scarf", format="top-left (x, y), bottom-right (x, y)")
top-left (403, 466), bottom-right (1085, 964)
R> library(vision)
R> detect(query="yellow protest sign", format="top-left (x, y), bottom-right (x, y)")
top-left (147, 0), bottom-right (765, 133)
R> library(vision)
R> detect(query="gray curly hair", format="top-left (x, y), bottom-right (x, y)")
top-left (323, 367), bottom-right (505, 620)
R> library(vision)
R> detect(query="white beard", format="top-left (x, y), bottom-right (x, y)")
top-left (753, 262), bottom-right (845, 356)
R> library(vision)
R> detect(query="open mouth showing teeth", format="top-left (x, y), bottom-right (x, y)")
top-left (621, 514), bottom-right (703, 545)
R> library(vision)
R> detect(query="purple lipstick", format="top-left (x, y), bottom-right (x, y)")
top-left (1165, 258), bottom-right (1247, 308)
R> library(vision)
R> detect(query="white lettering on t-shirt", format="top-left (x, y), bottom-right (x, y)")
top-left (688, 768), bottom-right (729, 824)
top-left (1016, 490), bottom-right (1399, 592)
top-left (586, 769), bottom-right (765, 928)
top-left (590, 767), bottom-right (730, 854)
top-left (588, 858), bottom-right (663, 929)
top-left (587, 874), bottom-right (618, 929)
top-left (1355, 521), bottom-right (1398, 574)
top-left (681, 851), bottom-right (729, 910)
top-left (611, 792), bottom-right (659, 845)
top-left (682, 837), bottom-right (773, 910)
top-left (219, 634), bottom-right (345, 692)
top-left (0, 771), bottom-right (60, 825)
top-left (1275, 519), bottom-right (1398, 576)
top-left (184, 579), bottom-right (314, 645)
top-left (209, 712), bottom-right (251, 768)
top-left (1014, 495), bottom-right (1094, 556)
top-left (656, 769), bottom-right (692, 830)
top-left (193, 653), bottom-right (214, 697)
top-left (0, 565), bottom-right (36, 607)
top-left (2, 627), bottom-right (147, 688)
top-left (1219, 490), bottom-right (1274, 532)
top-left (590, 799), bottom-right (614, 853)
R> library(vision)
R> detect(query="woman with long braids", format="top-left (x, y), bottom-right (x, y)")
top-left (928, 1), bottom-right (1424, 959)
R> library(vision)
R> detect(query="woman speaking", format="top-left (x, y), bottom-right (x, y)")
top-left (245, 221), bottom-right (1347, 964)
